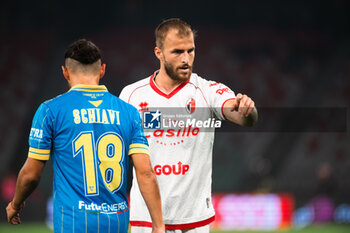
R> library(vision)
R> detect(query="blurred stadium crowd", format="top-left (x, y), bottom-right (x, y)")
top-left (0, 0), bottom-right (349, 228)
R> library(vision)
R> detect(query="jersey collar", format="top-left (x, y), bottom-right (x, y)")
top-left (149, 71), bottom-right (190, 99)
top-left (69, 84), bottom-right (108, 92)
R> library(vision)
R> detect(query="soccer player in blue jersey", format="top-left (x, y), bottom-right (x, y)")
top-left (6, 39), bottom-right (165, 233)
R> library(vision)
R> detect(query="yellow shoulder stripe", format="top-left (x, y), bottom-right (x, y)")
top-left (28, 147), bottom-right (50, 160)
top-left (29, 147), bottom-right (50, 154)
top-left (129, 143), bottom-right (149, 156)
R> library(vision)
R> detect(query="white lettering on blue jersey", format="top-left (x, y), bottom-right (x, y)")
top-left (30, 128), bottom-right (43, 139)
top-left (73, 108), bottom-right (120, 125)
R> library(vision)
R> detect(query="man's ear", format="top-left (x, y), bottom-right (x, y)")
top-left (99, 64), bottom-right (106, 79)
top-left (154, 47), bottom-right (163, 62)
top-left (62, 66), bottom-right (70, 81)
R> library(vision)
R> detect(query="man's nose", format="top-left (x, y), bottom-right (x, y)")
top-left (181, 52), bottom-right (190, 64)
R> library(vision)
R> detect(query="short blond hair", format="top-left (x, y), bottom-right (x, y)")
top-left (155, 18), bottom-right (196, 49)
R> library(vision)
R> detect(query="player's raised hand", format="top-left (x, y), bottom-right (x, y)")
top-left (232, 93), bottom-right (255, 117)
top-left (223, 93), bottom-right (258, 127)
top-left (6, 201), bottom-right (25, 225)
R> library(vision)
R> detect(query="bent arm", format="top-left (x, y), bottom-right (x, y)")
top-left (131, 153), bottom-right (164, 233)
top-left (7, 157), bottom-right (46, 224)
top-left (12, 157), bottom-right (46, 208)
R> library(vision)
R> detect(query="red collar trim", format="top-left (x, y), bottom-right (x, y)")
top-left (149, 71), bottom-right (189, 99)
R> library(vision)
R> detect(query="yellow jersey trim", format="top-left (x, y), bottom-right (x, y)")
top-left (29, 147), bottom-right (50, 154)
top-left (28, 147), bottom-right (50, 160)
top-left (129, 143), bottom-right (149, 149)
top-left (128, 143), bottom-right (149, 156)
top-left (69, 84), bottom-right (108, 92)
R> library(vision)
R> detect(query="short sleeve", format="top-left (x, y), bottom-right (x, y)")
top-left (28, 103), bottom-right (54, 160)
top-left (128, 106), bottom-right (149, 156)
top-left (200, 78), bottom-right (236, 120)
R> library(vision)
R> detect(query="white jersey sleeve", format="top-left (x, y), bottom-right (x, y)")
top-left (191, 74), bottom-right (236, 120)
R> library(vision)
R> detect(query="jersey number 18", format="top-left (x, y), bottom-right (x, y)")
top-left (72, 131), bottom-right (124, 196)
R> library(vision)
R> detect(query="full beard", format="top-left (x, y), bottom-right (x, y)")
top-left (164, 60), bottom-right (192, 83)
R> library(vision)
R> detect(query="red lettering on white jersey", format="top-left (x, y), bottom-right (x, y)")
top-left (216, 88), bottom-right (232, 95)
top-left (145, 127), bottom-right (200, 139)
top-left (154, 162), bottom-right (189, 175)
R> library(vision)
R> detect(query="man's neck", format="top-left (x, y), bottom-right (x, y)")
top-left (69, 75), bottom-right (100, 87)
top-left (154, 69), bottom-right (186, 94)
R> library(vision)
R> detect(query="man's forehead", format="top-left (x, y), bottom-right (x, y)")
top-left (165, 28), bottom-right (193, 39)
top-left (163, 29), bottom-right (194, 47)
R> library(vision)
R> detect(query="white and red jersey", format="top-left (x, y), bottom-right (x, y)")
top-left (119, 71), bottom-right (236, 229)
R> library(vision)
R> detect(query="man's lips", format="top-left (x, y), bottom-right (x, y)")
top-left (178, 66), bottom-right (191, 72)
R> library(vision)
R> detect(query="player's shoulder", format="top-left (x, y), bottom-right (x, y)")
top-left (39, 92), bottom-right (65, 109)
top-left (32, 92), bottom-right (69, 117)
top-left (121, 76), bottom-right (150, 94)
top-left (42, 91), bottom-right (73, 107)
top-left (119, 76), bottom-right (151, 103)
top-left (189, 73), bottom-right (212, 86)
top-left (189, 73), bottom-right (226, 88)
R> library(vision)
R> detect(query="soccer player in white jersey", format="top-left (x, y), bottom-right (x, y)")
top-left (119, 19), bottom-right (258, 233)
top-left (6, 39), bottom-right (165, 233)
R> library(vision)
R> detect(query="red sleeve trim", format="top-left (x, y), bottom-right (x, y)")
top-left (130, 215), bottom-right (215, 230)
top-left (149, 72), bottom-right (189, 99)
top-left (221, 98), bottom-right (236, 120)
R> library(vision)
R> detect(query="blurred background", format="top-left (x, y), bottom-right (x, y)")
top-left (0, 0), bottom-right (349, 231)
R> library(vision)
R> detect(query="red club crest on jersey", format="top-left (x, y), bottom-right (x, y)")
top-left (139, 102), bottom-right (149, 112)
top-left (186, 98), bottom-right (196, 114)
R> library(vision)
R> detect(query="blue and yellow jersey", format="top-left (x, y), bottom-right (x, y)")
top-left (28, 85), bottom-right (149, 233)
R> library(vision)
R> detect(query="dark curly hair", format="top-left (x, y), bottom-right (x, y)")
top-left (64, 39), bottom-right (101, 65)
